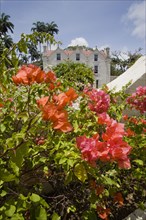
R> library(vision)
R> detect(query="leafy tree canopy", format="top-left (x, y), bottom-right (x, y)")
top-left (53, 61), bottom-right (94, 91)
top-left (111, 48), bottom-right (142, 76)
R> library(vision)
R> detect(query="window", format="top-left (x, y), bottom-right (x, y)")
top-left (57, 53), bottom-right (61, 60)
top-left (94, 65), bottom-right (98, 74)
top-left (94, 54), bottom-right (98, 61)
top-left (96, 80), bottom-right (98, 88)
top-left (76, 53), bottom-right (80, 61)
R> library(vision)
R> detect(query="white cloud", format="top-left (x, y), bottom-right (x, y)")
top-left (123, 1), bottom-right (145, 39)
top-left (98, 44), bottom-right (110, 51)
top-left (68, 37), bottom-right (89, 47)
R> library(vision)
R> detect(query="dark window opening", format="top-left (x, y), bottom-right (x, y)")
top-left (96, 80), bottom-right (98, 88)
top-left (94, 54), bottom-right (98, 61)
top-left (94, 65), bottom-right (98, 73)
top-left (57, 53), bottom-right (61, 60)
top-left (76, 53), bottom-right (80, 61)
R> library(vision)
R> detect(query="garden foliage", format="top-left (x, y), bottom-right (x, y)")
top-left (0, 33), bottom-right (146, 220)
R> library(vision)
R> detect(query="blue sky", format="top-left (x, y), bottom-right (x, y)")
top-left (1, 0), bottom-right (146, 54)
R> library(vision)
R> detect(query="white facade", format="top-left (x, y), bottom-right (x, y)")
top-left (42, 46), bottom-right (111, 88)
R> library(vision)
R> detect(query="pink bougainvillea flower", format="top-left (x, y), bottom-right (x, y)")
top-left (127, 86), bottom-right (146, 113)
top-left (76, 135), bottom-right (99, 164)
top-left (98, 113), bottom-right (111, 126)
top-left (102, 120), bottom-right (125, 141)
top-left (76, 113), bottom-right (132, 169)
top-left (84, 88), bottom-right (110, 114)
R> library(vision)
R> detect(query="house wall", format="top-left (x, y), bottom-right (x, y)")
top-left (42, 46), bottom-right (111, 88)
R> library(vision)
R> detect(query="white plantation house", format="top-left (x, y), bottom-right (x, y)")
top-left (42, 46), bottom-right (111, 88)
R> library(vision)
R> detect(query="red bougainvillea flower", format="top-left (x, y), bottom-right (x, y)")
top-left (53, 88), bottom-right (78, 109)
top-left (51, 109), bottom-right (73, 132)
top-left (37, 96), bottom-right (49, 108)
top-left (35, 137), bottom-right (45, 145)
top-left (127, 86), bottom-right (146, 113)
top-left (37, 88), bottom-right (77, 132)
top-left (113, 192), bottom-right (124, 206)
top-left (122, 114), bottom-right (128, 121)
top-left (96, 205), bottom-right (111, 220)
top-left (125, 128), bottom-right (135, 137)
top-left (0, 103), bottom-right (3, 108)
top-left (40, 102), bottom-right (72, 132)
top-left (84, 88), bottom-right (110, 114)
top-left (96, 185), bottom-right (105, 195)
top-left (12, 64), bottom-right (56, 85)
top-left (44, 70), bottom-right (56, 83)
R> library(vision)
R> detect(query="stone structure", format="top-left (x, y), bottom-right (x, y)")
top-left (42, 46), bottom-right (111, 88)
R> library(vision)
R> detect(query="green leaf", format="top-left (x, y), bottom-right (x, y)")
top-left (67, 205), bottom-right (76, 213)
top-left (59, 157), bottom-right (67, 164)
top-left (11, 213), bottom-right (25, 220)
top-left (30, 193), bottom-right (40, 202)
top-left (134, 159), bottom-right (144, 166)
top-left (10, 142), bottom-right (29, 168)
top-left (52, 212), bottom-right (61, 220)
top-left (18, 112), bottom-right (29, 123)
top-left (74, 163), bottom-right (87, 182)
top-left (0, 169), bottom-right (17, 182)
top-left (6, 138), bottom-right (14, 148)
top-left (5, 205), bottom-right (16, 217)
top-left (35, 207), bottom-right (47, 220)
top-left (0, 190), bottom-right (7, 197)
top-left (103, 176), bottom-right (120, 187)
top-left (0, 124), bottom-right (6, 132)
top-left (65, 171), bottom-right (73, 185)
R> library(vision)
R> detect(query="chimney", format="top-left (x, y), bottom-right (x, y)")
top-left (105, 47), bottom-right (110, 57)
top-left (43, 45), bottom-right (47, 52)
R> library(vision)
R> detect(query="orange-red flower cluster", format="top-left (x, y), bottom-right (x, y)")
top-left (12, 64), bottom-right (56, 85)
top-left (96, 205), bottom-right (111, 220)
top-left (76, 113), bottom-right (132, 169)
top-left (37, 88), bottom-right (78, 132)
top-left (113, 192), bottom-right (124, 206)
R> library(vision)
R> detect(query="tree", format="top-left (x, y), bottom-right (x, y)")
top-left (31, 21), bottom-right (46, 33)
top-left (111, 48), bottom-right (142, 76)
top-left (31, 21), bottom-right (59, 51)
top-left (1, 34), bottom-right (13, 49)
top-left (53, 61), bottom-right (94, 91)
top-left (0, 12), bottom-right (14, 35)
top-left (46, 21), bottom-right (59, 36)
top-left (31, 21), bottom-right (46, 52)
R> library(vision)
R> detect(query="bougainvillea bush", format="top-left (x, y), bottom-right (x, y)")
top-left (0, 34), bottom-right (146, 220)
